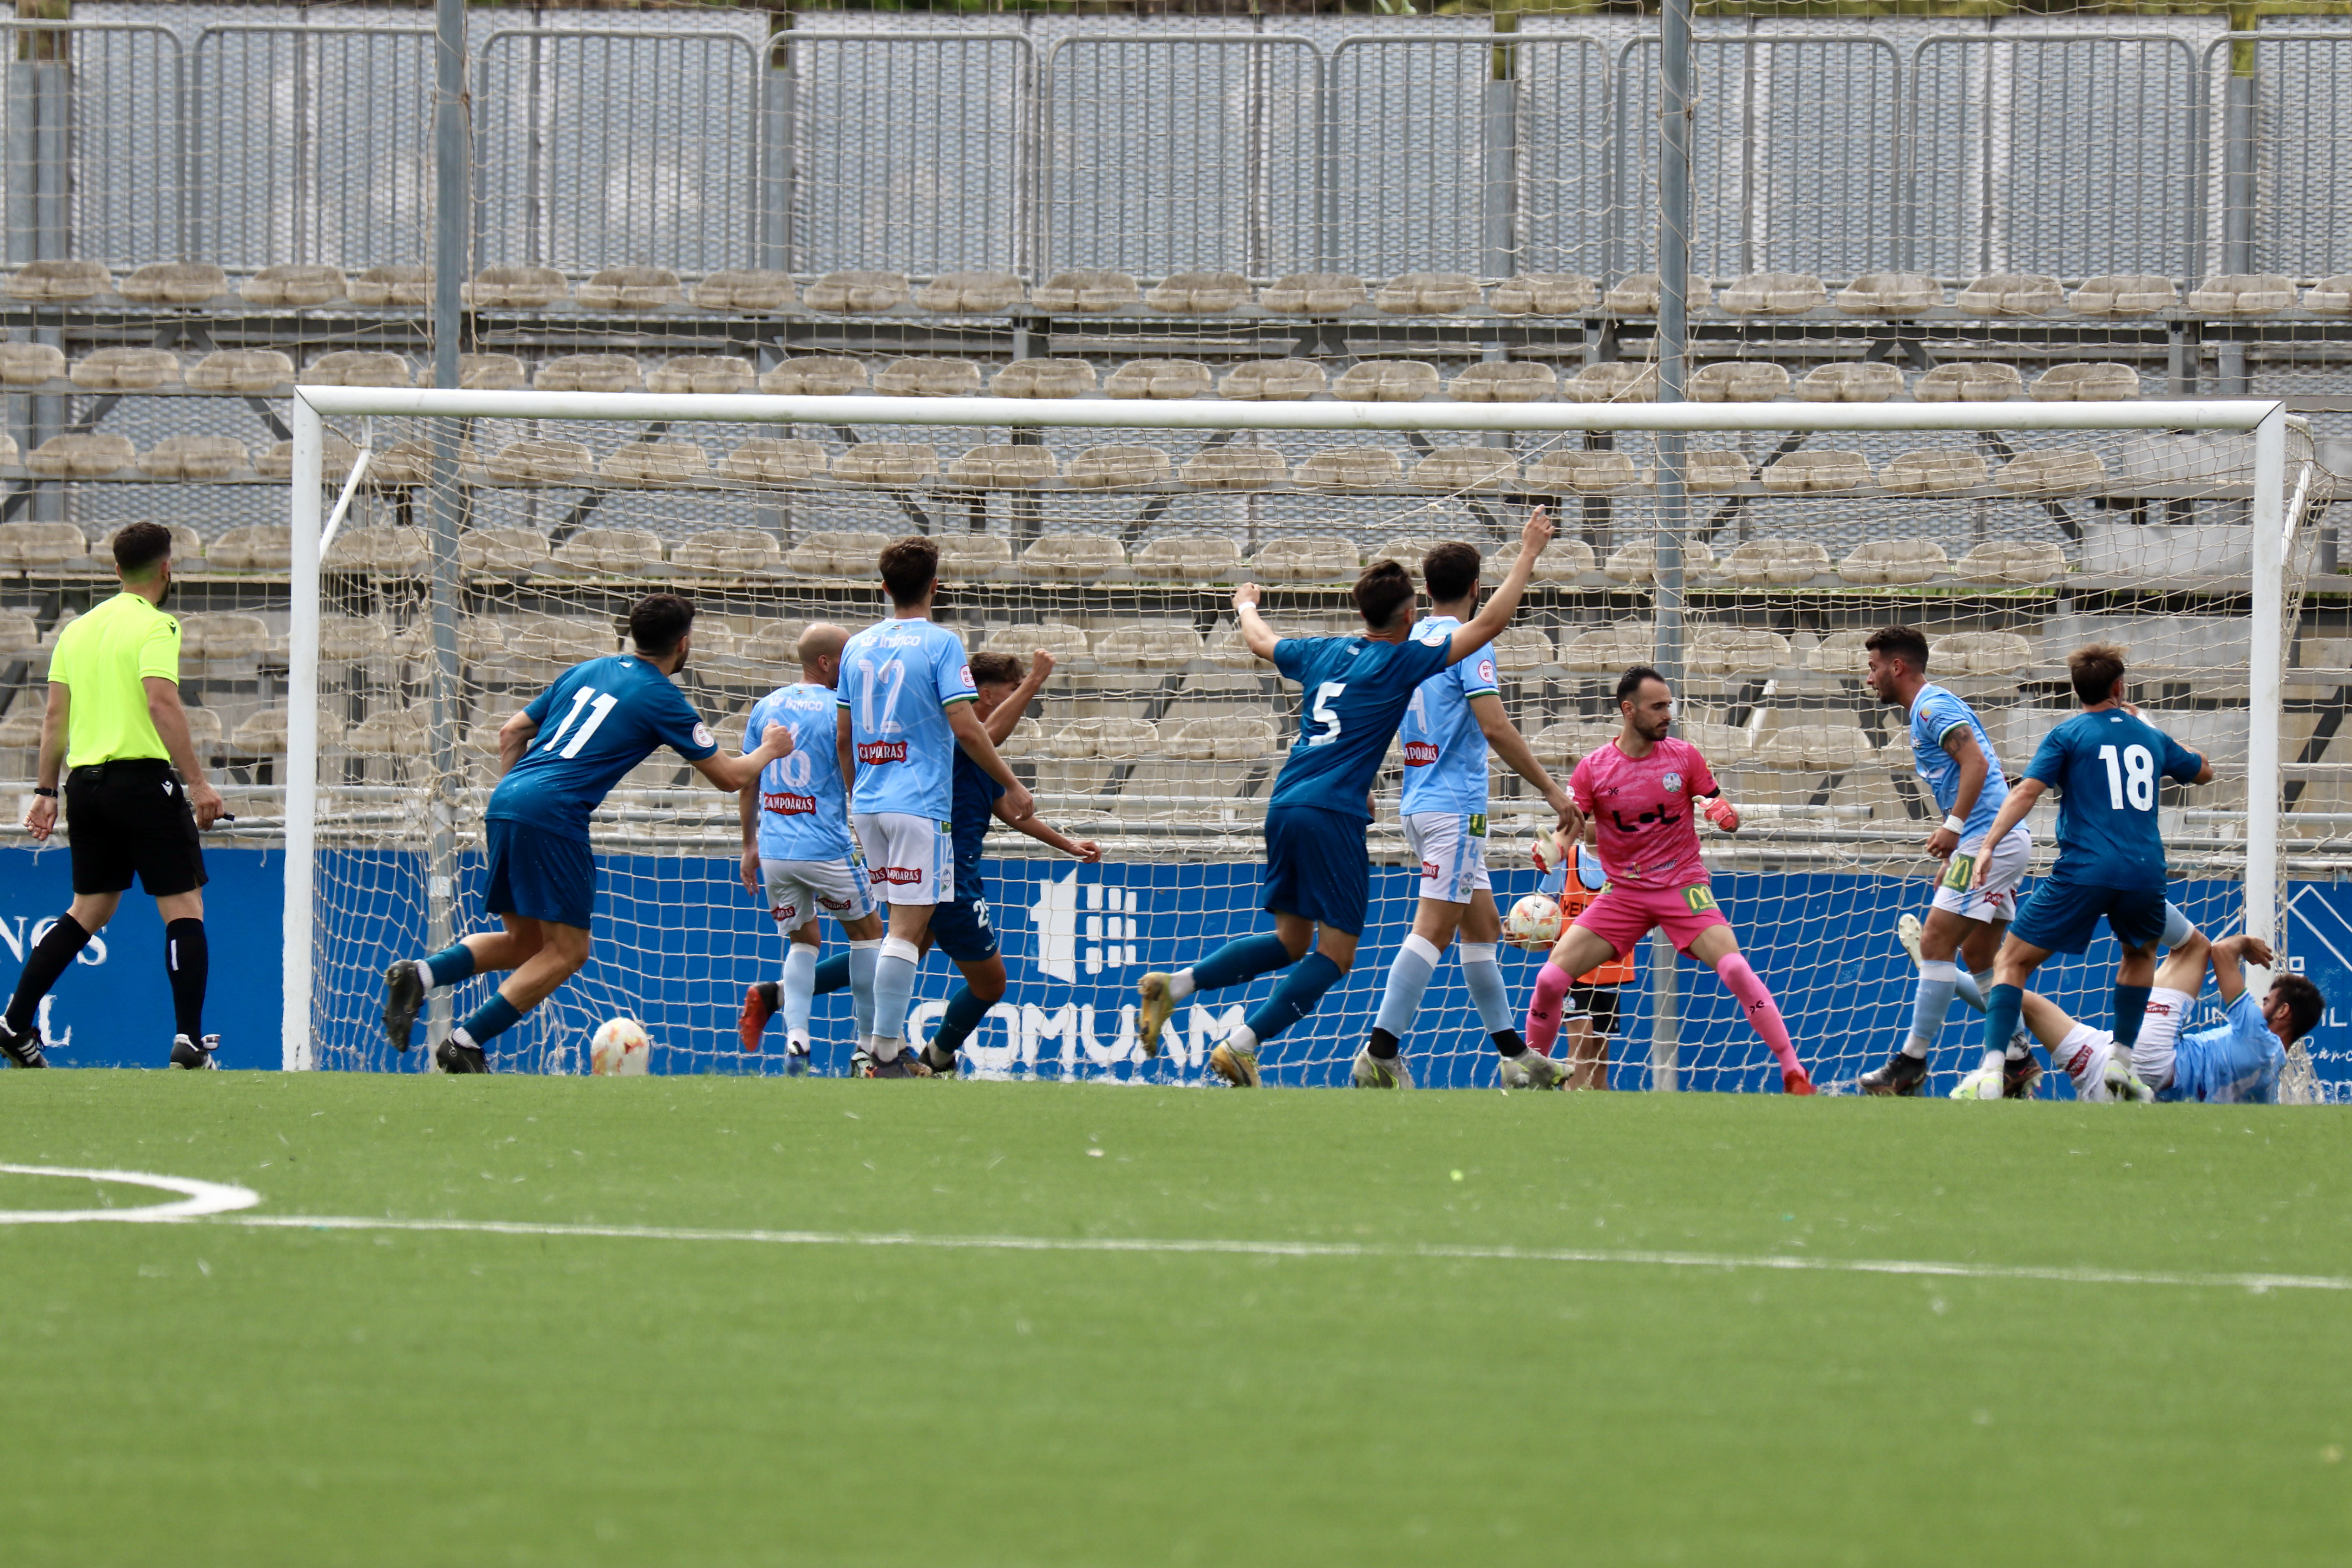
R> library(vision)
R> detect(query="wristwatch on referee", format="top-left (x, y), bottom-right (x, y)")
top-left (32, 786), bottom-right (57, 798)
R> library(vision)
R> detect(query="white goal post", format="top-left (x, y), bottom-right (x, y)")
top-left (280, 388), bottom-right (2304, 1084)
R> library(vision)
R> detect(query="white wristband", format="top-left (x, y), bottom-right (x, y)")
top-left (1941, 814), bottom-right (1967, 836)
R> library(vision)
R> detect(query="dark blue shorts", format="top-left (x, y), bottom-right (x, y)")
top-left (1262, 803), bottom-right (1368, 936)
top-left (930, 887), bottom-right (1001, 965)
top-left (484, 816), bottom-right (596, 930)
top-left (2009, 873), bottom-right (2167, 957)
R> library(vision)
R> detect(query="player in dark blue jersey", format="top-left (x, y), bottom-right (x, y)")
top-left (1134, 506), bottom-right (1554, 1086)
top-left (1965, 642), bottom-right (2211, 1096)
top-left (380, 594), bottom-right (795, 1073)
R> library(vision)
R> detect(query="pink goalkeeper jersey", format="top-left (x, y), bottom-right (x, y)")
top-left (1569, 736), bottom-right (1719, 890)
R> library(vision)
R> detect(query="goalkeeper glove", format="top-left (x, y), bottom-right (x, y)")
top-left (1701, 795), bottom-right (1739, 832)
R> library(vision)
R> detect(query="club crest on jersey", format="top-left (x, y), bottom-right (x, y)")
top-left (1661, 772), bottom-right (1684, 794)
top-left (1402, 741), bottom-right (1440, 766)
top-left (857, 740), bottom-right (907, 763)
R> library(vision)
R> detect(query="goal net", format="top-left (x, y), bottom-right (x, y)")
top-left (282, 388), bottom-right (2317, 1094)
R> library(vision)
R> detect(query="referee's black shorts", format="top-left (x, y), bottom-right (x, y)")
top-left (64, 757), bottom-right (208, 897)
top-left (1567, 982), bottom-right (1621, 1039)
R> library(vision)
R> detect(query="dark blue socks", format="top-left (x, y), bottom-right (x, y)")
top-left (2112, 983), bottom-right (2152, 1048)
top-left (1190, 933), bottom-right (1296, 993)
top-left (1243, 952), bottom-right (1345, 1044)
top-left (456, 991), bottom-right (524, 1050)
top-left (812, 952), bottom-right (852, 996)
top-left (1982, 984), bottom-right (2024, 1063)
top-left (424, 942), bottom-right (476, 989)
top-left (933, 985), bottom-right (994, 1055)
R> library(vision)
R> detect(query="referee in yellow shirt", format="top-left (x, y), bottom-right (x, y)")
top-left (4, 522), bottom-right (226, 1069)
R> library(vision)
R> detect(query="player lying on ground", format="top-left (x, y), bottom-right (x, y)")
top-left (382, 593), bottom-right (794, 1073)
top-left (1966, 643), bottom-right (2210, 1099)
top-left (1521, 667), bottom-right (1815, 1095)
top-left (1135, 507), bottom-right (1556, 1087)
top-left (1353, 540), bottom-right (1576, 1089)
top-left (1525, 829), bottom-right (1630, 1090)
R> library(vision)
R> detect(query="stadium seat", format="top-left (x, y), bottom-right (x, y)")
top-left (119, 261), bottom-right (227, 304)
top-left (1719, 538), bottom-right (1833, 583)
top-left (0, 432), bottom-right (14, 464)
top-left (932, 535), bottom-right (1014, 580)
top-left (1033, 270), bottom-right (1139, 312)
top-left (554, 528), bottom-right (667, 574)
top-left (1796, 362), bottom-right (1903, 403)
top-left (803, 270), bottom-right (909, 312)
top-left (495, 615), bottom-right (618, 676)
top-left (721, 439), bottom-right (827, 484)
top-left (1834, 272), bottom-right (1940, 313)
top-left (231, 707), bottom-right (344, 754)
top-left (1531, 720), bottom-right (1618, 767)
top-left (1146, 271), bottom-right (1249, 312)
top-left (994, 717), bottom-right (1045, 758)
top-left (785, 531), bottom-right (888, 577)
top-left (1691, 626), bottom-right (1792, 676)
top-left (1095, 622), bottom-right (1204, 668)
top-left (1720, 272), bottom-right (1825, 315)
top-left (740, 621), bottom-right (813, 665)
top-left (1915, 362), bottom-right (2023, 401)
top-left (1203, 620), bottom-right (1262, 669)
top-left (1955, 540), bottom-right (2068, 584)
top-left (6, 258), bottom-right (110, 300)
top-left (2070, 274), bottom-right (2179, 316)
top-left (1208, 361), bottom-right (1319, 404)
top-left (1487, 538), bottom-right (1598, 582)
top-left (671, 530), bottom-right (782, 575)
top-left (1839, 538), bottom-right (1948, 585)
top-left (1370, 534), bottom-right (1452, 568)
top-left (687, 269), bottom-right (796, 311)
top-left (1558, 622), bottom-right (1654, 673)
top-left (1957, 273), bottom-right (2063, 315)
top-left (0, 609), bottom-right (38, 652)
top-left (1932, 631), bottom-right (2033, 677)
top-left (1804, 629), bottom-right (1871, 675)
top-left (992, 359), bottom-right (1096, 398)
top-left (1564, 362), bottom-right (1658, 403)
top-left (1606, 538), bottom-right (1718, 582)
top-left (27, 433), bottom-right (136, 476)
top-left (450, 354), bottom-right (528, 390)
top-left (1051, 717), bottom-right (1157, 759)
top-left (2031, 362), bottom-right (2139, 401)
top-left (914, 270), bottom-right (1024, 312)
top-left (1524, 449), bottom-right (1645, 491)
top-left (1375, 272), bottom-right (1479, 314)
top-left (1450, 361), bottom-right (1556, 402)
top-left (139, 435), bottom-right (246, 481)
top-left (949, 445), bottom-right (1057, 488)
top-left (1411, 446), bottom-right (1517, 491)
top-left (760, 355), bottom-right (866, 396)
top-left (486, 439), bottom-right (596, 485)
top-left (1167, 714), bottom-right (1280, 761)
top-left (985, 622), bottom-right (1092, 662)
top-left (832, 443), bottom-right (939, 485)
top-left (0, 522), bottom-right (87, 569)
top-left (1491, 273), bottom-right (1599, 314)
top-left (873, 357), bottom-right (981, 396)
top-left (1691, 361), bottom-right (1790, 402)
top-left (188, 348), bottom-right (293, 393)
top-left (1604, 273), bottom-right (1711, 313)
top-left (1996, 446), bottom-right (2106, 495)
top-left (647, 356), bottom-right (752, 394)
top-left (1130, 535), bottom-right (1238, 578)
top-left (209, 526), bottom-right (293, 572)
top-left (349, 264), bottom-right (431, 306)
top-left (459, 527), bottom-right (551, 577)
top-left (1489, 627), bottom-right (1556, 673)
top-left (1181, 445), bottom-right (1288, 489)
top-left (178, 612), bottom-right (272, 662)
top-left (99, 522), bottom-right (204, 571)
top-left (255, 434), bottom-right (361, 481)
top-left (1106, 359), bottom-right (1213, 400)
top-left (577, 266), bottom-right (681, 309)
top-left (1260, 272), bottom-right (1365, 313)
top-left (71, 347), bottom-right (180, 390)
top-left (1756, 721), bottom-right (1874, 770)
top-left (300, 349), bottom-right (409, 388)
top-left (2187, 273), bottom-right (2295, 315)
top-left (325, 525), bottom-right (426, 574)
top-left (1295, 447), bottom-right (1400, 491)
top-left (315, 613), bottom-right (391, 661)
top-left (0, 341), bottom-right (63, 384)
top-left (1249, 537), bottom-right (1357, 581)
top-left (364, 441), bottom-right (467, 487)
top-left (1760, 451), bottom-right (1871, 493)
top-left (1021, 536), bottom-right (1125, 580)
top-left (1879, 448), bottom-right (1989, 495)
top-left (1335, 361), bottom-right (1439, 402)
top-left (178, 705), bottom-right (225, 759)
top-left (0, 708), bottom-right (43, 756)
top-left (465, 265), bottom-right (567, 308)
top-left (535, 354), bottom-right (643, 393)
top-left (2307, 276), bottom-right (2352, 313)
top-left (1068, 445), bottom-right (1173, 490)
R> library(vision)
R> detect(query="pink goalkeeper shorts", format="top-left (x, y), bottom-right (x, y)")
top-left (1571, 881), bottom-right (1730, 959)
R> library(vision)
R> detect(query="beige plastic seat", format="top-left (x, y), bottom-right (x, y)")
top-left (1956, 540), bottom-right (2068, 584)
top-left (1106, 359), bottom-right (1213, 400)
top-left (671, 530), bottom-right (782, 575)
top-left (1260, 272), bottom-right (1365, 313)
top-left (2187, 273), bottom-right (2295, 315)
top-left (120, 261), bottom-right (227, 304)
top-left (1450, 362), bottom-right (1556, 403)
top-left (832, 443), bottom-right (938, 486)
top-left (459, 528), bottom-right (551, 577)
top-left (1050, 717), bottom-right (1157, 759)
top-left (1167, 715), bottom-right (1279, 761)
top-left (647, 355), bottom-right (752, 394)
top-left (2031, 362), bottom-right (2139, 401)
top-left (1525, 450), bottom-right (1645, 492)
top-left (1757, 723), bottom-right (1874, 771)
top-left (914, 270), bottom-right (1024, 312)
top-left (1760, 451), bottom-right (1871, 494)
top-left (1486, 538), bottom-right (1597, 582)
top-left (1531, 720), bottom-right (1621, 767)
top-left (187, 348), bottom-right (293, 393)
top-left (1840, 538), bottom-right (1948, 585)
top-left (721, 439), bottom-right (827, 485)
top-left (984, 622), bottom-right (1093, 665)
top-left (1690, 627), bottom-right (1794, 677)
top-left (1720, 539), bottom-right (1833, 584)
top-left (1332, 360), bottom-right (1438, 403)
top-left (1069, 445), bottom-right (1172, 490)
top-left (0, 709), bottom-right (44, 753)
top-left (177, 706), bottom-right (225, 759)
top-left (2070, 275), bottom-right (2179, 316)
top-left (0, 522), bottom-right (87, 569)
top-left (28, 433), bottom-right (136, 476)
top-left (486, 439), bottom-right (596, 485)
top-left (1181, 445), bottom-right (1288, 489)
top-left (1021, 536), bottom-right (1125, 580)
top-left (577, 266), bottom-right (681, 309)
top-left (934, 535), bottom-right (1014, 579)
top-left (1131, 537), bottom-right (1240, 579)
top-left (455, 354), bottom-right (529, 391)
top-left (502, 615), bottom-right (620, 674)
top-left (300, 350), bottom-right (409, 388)
top-left (8, 259), bottom-right (111, 300)
top-left (231, 707), bottom-right (344, 754)
top-left (535, 354), bottom-right (643, 393)
top-left (209, 526), bottom-right (293, 572)
top-left (1720, 272), bottom-right (1825, 315)
top-left (1956, 273), bottom-right (2061, 315)
top-left (349, 264), bottom-right (431, 307)
top-left (1564, 362), bottom-right (1658, 403)
top-left (178, 612), bottom-right (272, 661)
top-left (1879, 449), bottom-right (1990, 496)
top-left (992, 359), bottom-right (1096, 398)
top-left (1605, 538), bottom-right (1718, 583)
top-left (760, 355), bottom-right (866, 396)
top-left (465, 265), bottom-right (567, 308)
top-left (948, 445), bottom-right (1059, 489)
top-left (1220, 360), bottom-right (1327, 400)
top-left (0, 432), bottom-right (15, 464)
top-left (72, 348), bottom-right (181, 390)
top-left (1370, 535), bottom-right (1452, 569)
top-left (554, 528), bottom-right (667, 574)
top-left (324, 526), bottom-right (426, 573)
top-left (872, 357), bottom-right (981, 397)
top-left (364, 440), bottom-right (477, 487)
top-left (599, 442), bottom-right (710, 486)
top-left (1557, 623), bottom-right (1653, 673)
top-left (1374, 272), bottom-right (1479, 314)
top-left (784, 531), bottom-right (889, 578)
top-left (1804, 629), bottom-right (1873, 675)
top-left (0, 341), bottom-right (64, 385)
top-left (1031, 270), bottom-right (1137, 312)
top-left (2306, 276), bottom-right (2352, 314)
top-left (139, 435), bottom-right (246, 481)
top-left (1683, 450), bottom-right (1753, 492)
top-left (1489, 628), bottom-right (1557, 674)
top-left (1915, 362), bottom-right (2023, 402)
top-left (1095, 623), bottom-right (1205, 668)
top-left (1146, 271), bottom-right (1249, 312)
top-left (1997, 446), bottom-right (2106, 495)
top-left (688, 269), bottom-right (795, 311)
top-left (1249, 537), bottom-right (1358, 582)
top-left (0, 612), bottom-right (37, 655)
top-left (1796, 362), bottom-right (1903, 403)
top-left (1296, 447), bottom-right (1402, 491)
top-left (1604, 273), bottom-right (1711, 313)
top-left (1204, 620), bottom-right (1270, 668)
top-left (1834, 272), bottom-right (1940, 314)
top-left (1933, 631), bottom-right (2034, 677)
top-left (1691, 362), bottom-right (1789, 401)
top-left (1491, 273), bottom-right (1599, 315)
top-left (1410, 446), bottom-right (1517, 491)
top-left (241, 264), bottom-right (348, 309)
top-left (803, 270), bottom-right (909, 312)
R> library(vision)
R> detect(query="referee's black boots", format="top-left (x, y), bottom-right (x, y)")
top-left (169, 1034), bottom-right (219, 1070)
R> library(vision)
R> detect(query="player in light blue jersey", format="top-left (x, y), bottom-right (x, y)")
top-left (837, 537), bottom-right (1034, 1076)
top-left (380, 594), bottom-right (795, 1073)
top-left (1354, 540), bottom-right (1573, 1087)
top-left (732, 622), bottom-right (885, 1073)
top-left (1134, 507), bottom-right (1555, 1087)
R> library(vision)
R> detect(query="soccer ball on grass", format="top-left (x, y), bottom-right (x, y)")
top-left (1505, 894), bottom-right (1562, 953)
top-left (589, 1016), bottom-right (652, 1076)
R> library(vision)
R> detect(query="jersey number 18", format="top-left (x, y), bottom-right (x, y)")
top-left (2098, 743), bottom-right (2156, 811)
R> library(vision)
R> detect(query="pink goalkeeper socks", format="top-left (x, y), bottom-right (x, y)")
top-left (1715, 952), bottom-right (1800, 1073)
top-left (1525, 961), bottom-right (1574, 1054)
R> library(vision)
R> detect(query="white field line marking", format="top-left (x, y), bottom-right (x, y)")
top-left (0, 1163), bottom-right (262, 1223)
top-left (224, 1212), bottom-right (2352, 1294)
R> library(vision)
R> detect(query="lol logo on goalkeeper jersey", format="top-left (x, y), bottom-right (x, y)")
top-left (1028, 868), bottom-right (1142, 982)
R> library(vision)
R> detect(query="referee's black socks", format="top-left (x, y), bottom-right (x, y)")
top-left (165, 919), bottom-right (208, 1042)
top-left (6, 913), bottom-right (90, 1033)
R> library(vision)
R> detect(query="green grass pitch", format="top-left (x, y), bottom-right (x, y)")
top-left (3, 1073), bottom-right (2349, 1566)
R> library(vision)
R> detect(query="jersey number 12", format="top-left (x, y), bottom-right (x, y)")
top-left (2098, 743), bottom-right (2155, 811)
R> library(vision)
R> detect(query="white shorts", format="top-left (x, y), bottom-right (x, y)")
top-left (852, 812), bottom-right (955, 907)
top-left (762, 854), bottom-right (876, 930)
top-left (1403, 811), bottom-right (1492, 903)
top-left (1930, 823), bottom-right (2031, 925)
top-left (2052, 1021), bottom-right (2114, 1088)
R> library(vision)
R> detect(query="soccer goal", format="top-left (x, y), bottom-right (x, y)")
top-left (279, 387), bottom-right (2320, 1091)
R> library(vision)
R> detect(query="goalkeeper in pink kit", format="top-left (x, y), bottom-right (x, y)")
top-left (1521, 665), bottom-right (1815, 1094)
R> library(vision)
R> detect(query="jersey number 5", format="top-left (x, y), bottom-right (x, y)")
top-left (542, 687), bottom-right (619, 759)
top-left (2098, 743), bottom-right (2156, 812)
top-left (1308, 681), bottom-right (1347, 747)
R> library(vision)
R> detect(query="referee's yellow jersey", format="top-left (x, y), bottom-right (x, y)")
top-left (47, 591), bottom-right (181, 768)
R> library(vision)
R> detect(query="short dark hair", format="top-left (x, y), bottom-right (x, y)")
top-left (1420, 541), bottom-right (1482, 605)
top-left (113, 521), bottom-right (174, 580)
top-left (879, 536), bottom-right (939, 607)
top-left (1864, 624), bottom-right (1930, 673)
top-left (1353, 558), bottom-right (1416, 631)
top-left (1616, 664), bottom-right (1667, 707)
top-left (2271, 972), bottom-right (2325, 1044)
top-left (969, 651), bottom-right (1024, 688)
top-left (2069, 642), bottom-right (2128, 706)
top-left (629, 592), bottom-right (695, 656)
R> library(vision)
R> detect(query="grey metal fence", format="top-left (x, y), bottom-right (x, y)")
top-left (1517, 37), bottom-right (1613, 281)
top-left (2240, 31), bottom-right (2352, 280)
top-left (4, 21), bottom-right (184, 269)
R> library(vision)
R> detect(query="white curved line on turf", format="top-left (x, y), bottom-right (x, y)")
top-left (223, 1213), bottom-right (2352, 1294)
top-left (0, 1164), bottom-right (262, 1223)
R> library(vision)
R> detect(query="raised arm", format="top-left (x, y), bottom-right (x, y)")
top-left (1446, 506), bottom-right (1553, 665)
top-left (949, 701), bottom-right (1035, 822)
top-left (145, 675), bottom-right (224, 828)
top-left (991, 795), bottom-right (1100, 863)
top-left (691, 722), bottom-right (793, 793)
top-left (1469, 691), bottom-right (1574, 834)
top-left (1231, 584), bottom-right (1280, 662)
top-left (2209, 933), bottom-right (2276, 1007)
top-left (986, 649), bottom-right (1054, 744)
top-left (1968, 777), bottom-right (2046, 888)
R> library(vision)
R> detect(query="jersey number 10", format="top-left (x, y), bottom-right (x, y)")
top-left (2098, 743), bottom-right (2156, 811)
